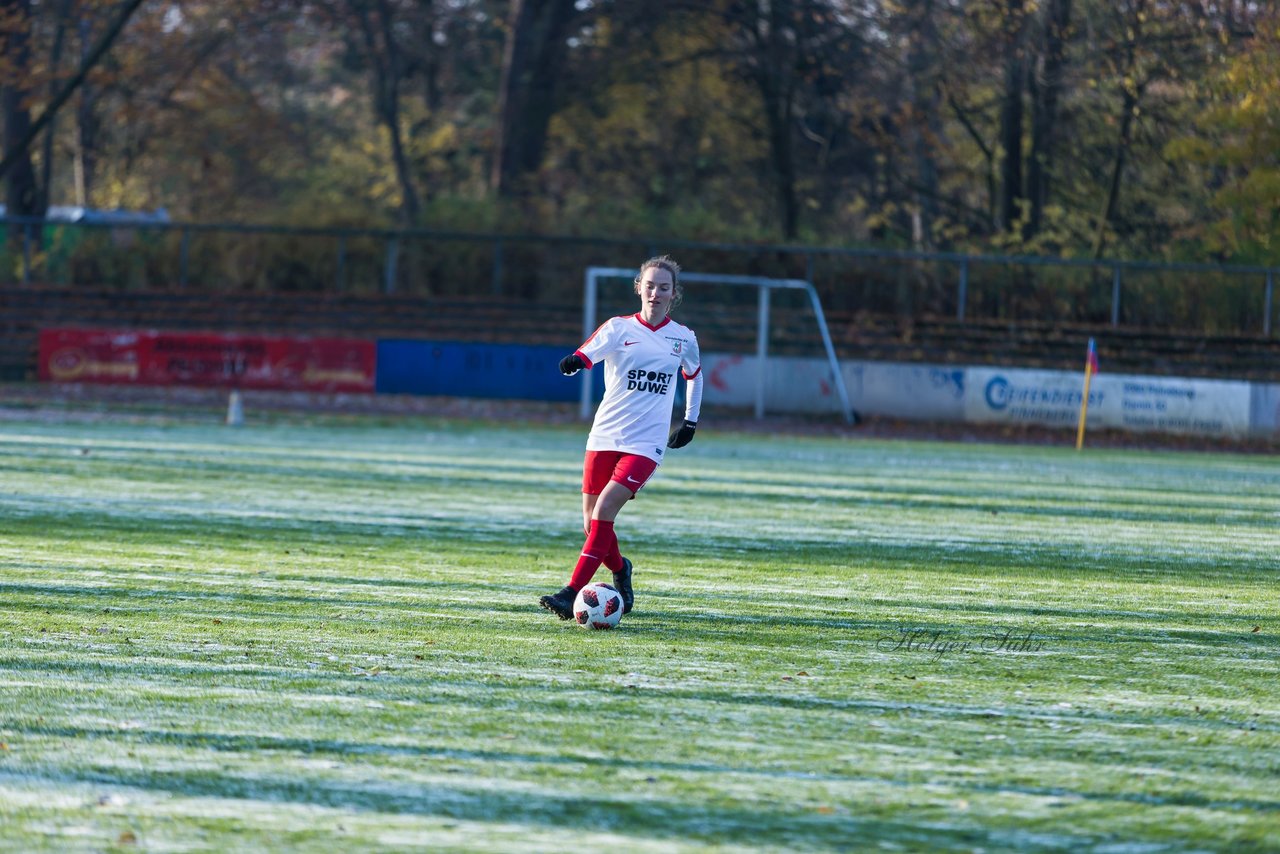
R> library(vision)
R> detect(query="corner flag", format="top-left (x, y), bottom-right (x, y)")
top-left (1075, 338), bottom-right (1099, 450)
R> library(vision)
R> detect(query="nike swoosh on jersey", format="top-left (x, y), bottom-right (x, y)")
top-left (624, 341), bottom-right (638, 346)
top-left (626, 476), bottom-right (642, 484)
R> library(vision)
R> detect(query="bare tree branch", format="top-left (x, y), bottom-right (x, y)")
top-left (0, 0), bottom-right (146, 184)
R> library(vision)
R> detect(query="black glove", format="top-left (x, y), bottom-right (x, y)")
top-left (559, 354), bottom-right (585, 376)
top-left (668, 419), bottom-right (697, 449)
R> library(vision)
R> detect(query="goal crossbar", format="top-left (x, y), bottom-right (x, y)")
top-left (582, 267), bottom-right (855, 424)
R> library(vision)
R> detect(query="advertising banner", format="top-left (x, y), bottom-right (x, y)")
top-left (1250, 383), bottom-right (1280, 434)
top-left (700, 355), bottom-right (966, 420)
top-left (376, 339), bottom-right (601, 401)
top-left (965, 367), bottom-right (1251, 438)
top-left (846, 362), bottom-right (966, 421)
top-left (701, 354), bottom-right (839, 414)
top-left (38, 328), bottom-right (376, 392)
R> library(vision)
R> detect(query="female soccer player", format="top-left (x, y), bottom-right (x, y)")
top-left (539, 255), bottom-right (703, 619)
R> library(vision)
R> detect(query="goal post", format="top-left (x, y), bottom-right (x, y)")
top-left (581, 267), bottom-right (856, 424)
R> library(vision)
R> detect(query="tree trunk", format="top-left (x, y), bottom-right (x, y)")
top-left (0, 0), bottom-right (145, 191)
top-left (998, 0), bottom-right (1026, 233)
top-left (76, 16), bottom-right (99, 205)
top-left (1026, 0), bottom-right (1071, 239)
top-left (906, 0), bottom-right (941, 251)
top-left (765, 88), bottom-right (798, 240)
top-left (947, 91), bottom-right (997, 231)
top-left (1092, 84), bottom-right (1138, 259)
top-left (38, 0), bottom-right (74, 214)
top-left (741, 0), bottom-right (801, 240)
top-left (490, 0), bottom-right (577, 198)
top-left (2, 0), bottom-right (41, 229)
top-left (1091, 0), bottom-right (1147, 259)
top-left (352, 0), bottom-right (421, 225)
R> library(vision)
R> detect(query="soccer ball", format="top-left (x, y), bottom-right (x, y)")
top-left (573, 582), bottom-right (624, 630)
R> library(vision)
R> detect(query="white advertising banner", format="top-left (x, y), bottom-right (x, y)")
top-left (701, 354), bottom-right (967, 419)
top-left (845, 362), bottom-right (967, 421)
top-left (699, 354), bottom-right (1264, 438)
top-left (702, 354), bottom-right (841, 414)
top-left (1251, 383), bottom-right (1280, 433)
top-left (965, 368), bottom-right (1252, 438)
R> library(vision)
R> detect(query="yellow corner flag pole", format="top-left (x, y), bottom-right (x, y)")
top-left (1075, 338), bottom-right (1097, 450)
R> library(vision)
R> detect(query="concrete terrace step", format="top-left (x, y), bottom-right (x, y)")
top-left (2, 286), bottom-right (1278, 384)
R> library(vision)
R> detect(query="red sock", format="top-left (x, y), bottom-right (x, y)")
top-left (569, 520), bottom-right (614, 589)
top-left (603, 529), bottom-right (623, 573)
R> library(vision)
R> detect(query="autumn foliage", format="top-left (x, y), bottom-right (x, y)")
top-left (0, 0), bottom-right (1277, 266)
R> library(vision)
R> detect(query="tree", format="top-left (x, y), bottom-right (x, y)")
top-left (536, 6), bottom-right (766, 236)
top-left (0, 0), bottom-right (148, 217)
top-left (348, 0), bottom-right (422, 224)
top-left (721, 0), bottom-right (868, 240)
top-left (996, 0), bottom-right (1027, 233)
top-left (38, 0), bottom-right (76, 214)
top-left (1165, 7), bottom-right (1280, 262)
top-left (1087, 0), bottom-right (1148, 258)
top-left (1068, 0), bottom-right (1241, 258)
top-left (0, 0), bottom-right (1270, 273)
top-left (1, 0), bottom-right (40, 223)
top-left (900, 0), bottom-right (946, 250)
top-left (1026, 0), bottom-right (1071, 239)
top-left (490, 0), bottom-right (580, 199)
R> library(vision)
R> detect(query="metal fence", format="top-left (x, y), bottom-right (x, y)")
top-left (2, 215), bottom-right (1275, 335)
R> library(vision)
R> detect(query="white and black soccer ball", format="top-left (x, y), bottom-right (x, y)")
top-left (573, 582), bottom-right (624, 630)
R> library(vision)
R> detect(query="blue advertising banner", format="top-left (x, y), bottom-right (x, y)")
top-left (376, 340), bottom-right (603, 401)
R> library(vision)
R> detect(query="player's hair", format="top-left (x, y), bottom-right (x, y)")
top-left (635, 254), bottom-right (684, 308)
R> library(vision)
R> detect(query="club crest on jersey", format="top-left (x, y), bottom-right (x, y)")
top-left (667, 338), bottom-right (684, 355)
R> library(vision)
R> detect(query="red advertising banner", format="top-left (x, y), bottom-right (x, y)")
top-left (38, 328), bottom-right (376, 393)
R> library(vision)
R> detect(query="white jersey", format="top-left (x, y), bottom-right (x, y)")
top-left (576, 314), bottom-right (702, 464)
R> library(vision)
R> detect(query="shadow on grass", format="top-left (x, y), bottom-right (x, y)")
top-left (7, 582), bottom-right (1274, 668)
top-left (671, 478), bottom-right (1280, 530)
top-left (0, 758), bottom-right (1199, 852)
top-left (1, 448), bottom-right (575, 494)
top-left (0, 729), bottom-right (1272, 848)
top-left (3, 652), bottom-right (1275, 742)
top-left (3, 573), bottom-right (1275, 666)
top-left (0, 765), bottom-right (1015, 851)
top-left (3, 513), bottom-right (1275, 586)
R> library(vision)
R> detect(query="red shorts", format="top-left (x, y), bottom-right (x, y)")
top-left (582, 451), bottom-right (659, 495)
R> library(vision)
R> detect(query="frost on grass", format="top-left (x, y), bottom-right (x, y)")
top-left (2, 421), bottom-right (1279, 850)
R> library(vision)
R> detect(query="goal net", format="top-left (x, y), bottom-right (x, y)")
top-left (581, 267), bottom-right (856, 423)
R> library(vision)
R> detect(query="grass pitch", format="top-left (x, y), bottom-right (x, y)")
top-left (0, 410), bottom-right (1277, 852)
